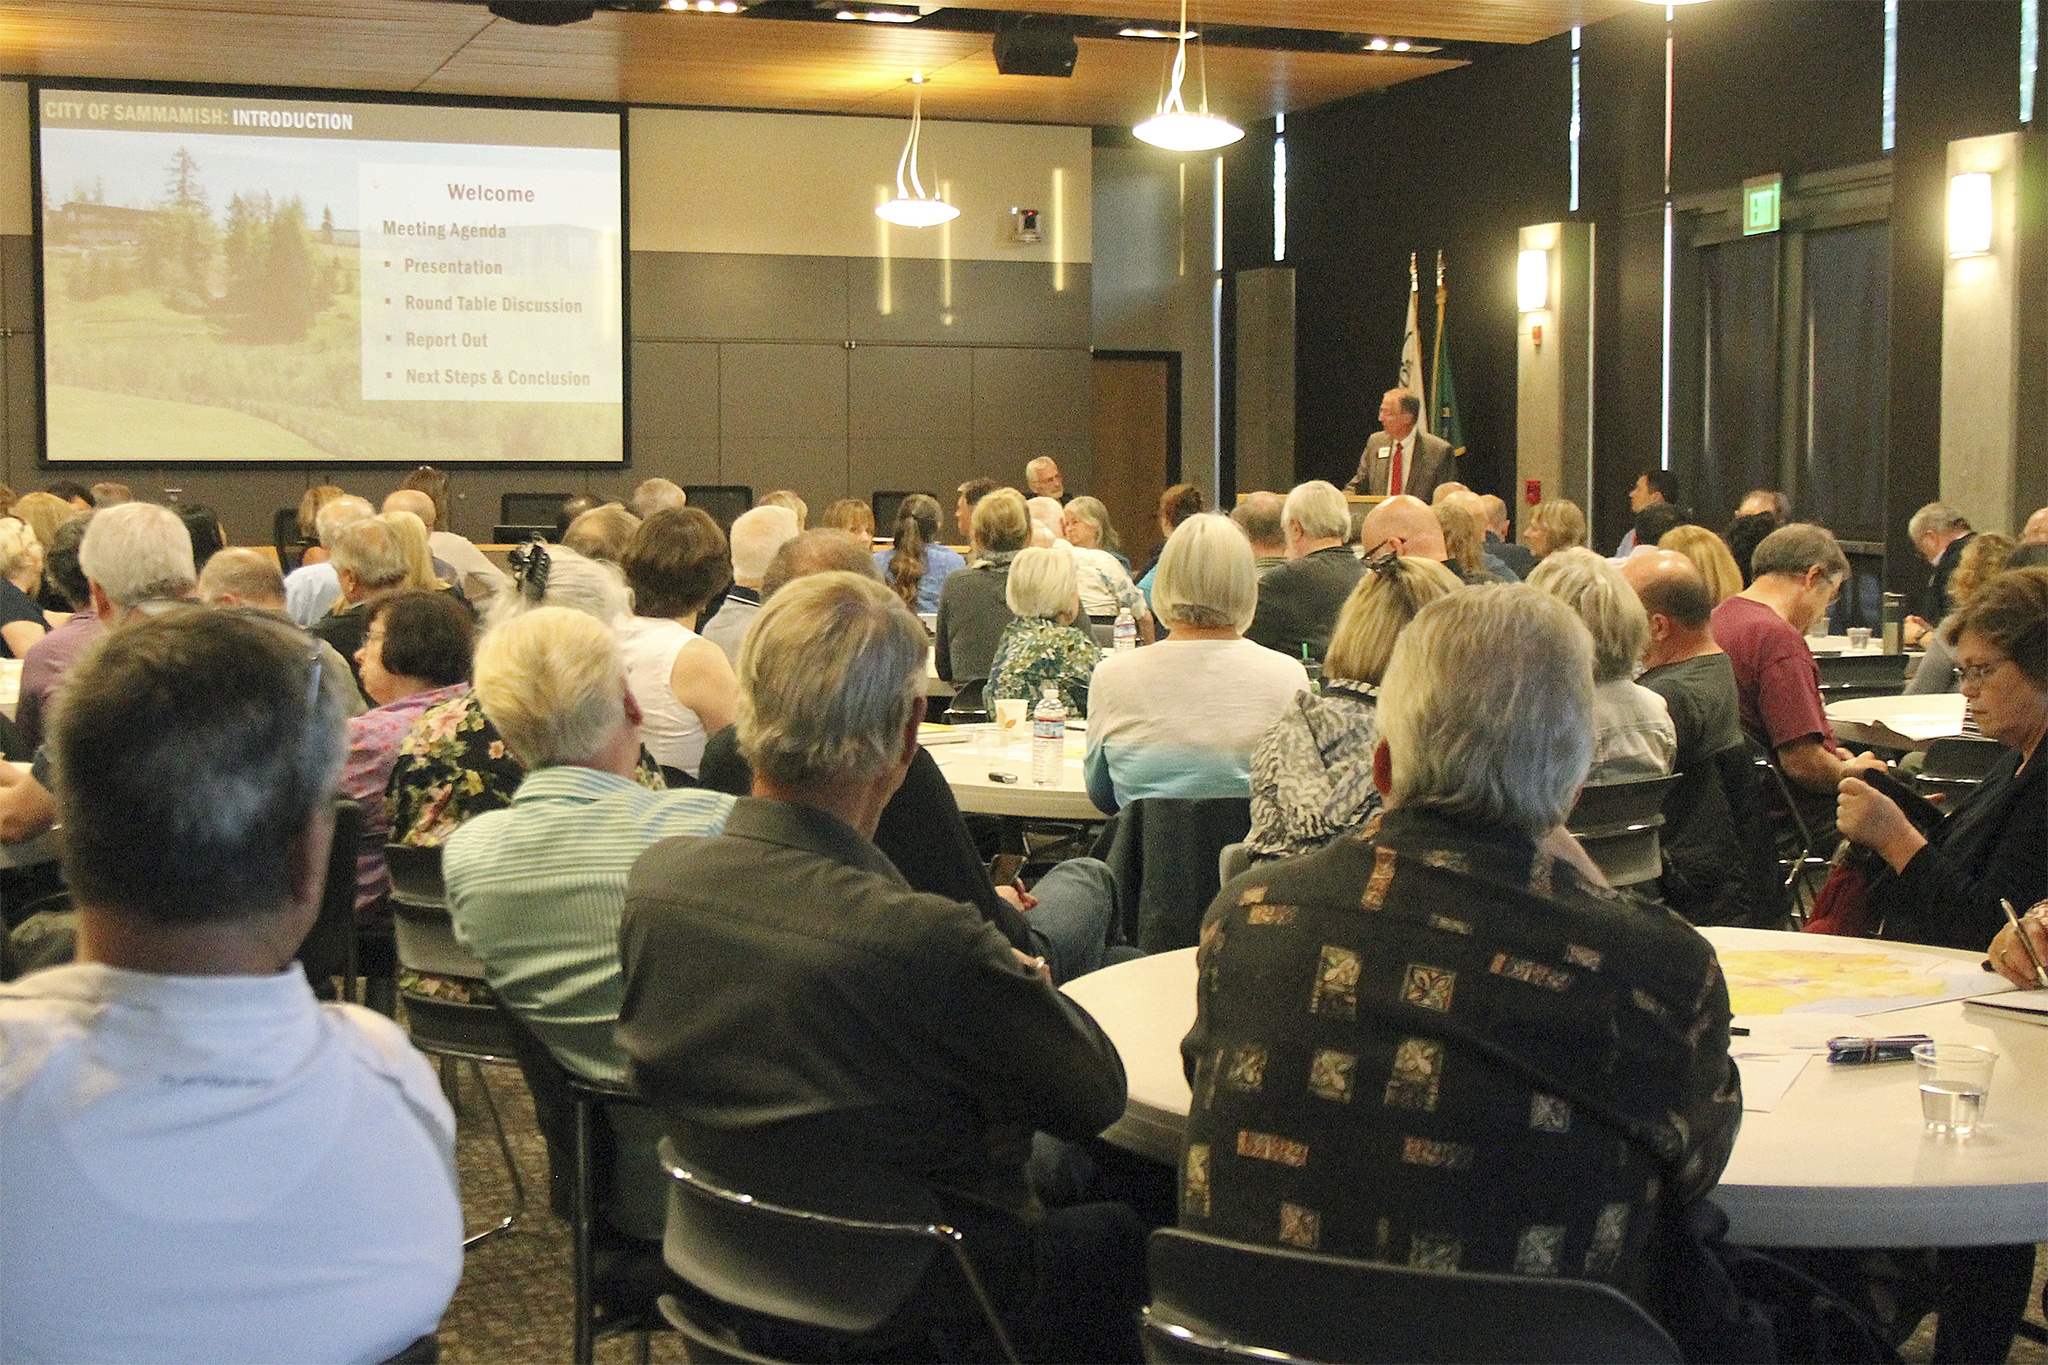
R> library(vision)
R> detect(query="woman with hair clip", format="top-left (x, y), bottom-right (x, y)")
top-left (874, 492), bottom-right (965, 614)
top-left (1245, 552), bottom-right (1463, 858)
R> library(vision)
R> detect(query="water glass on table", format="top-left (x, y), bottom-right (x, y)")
top-left (1847, 626), bottom-right (1872, 652)
top-left (1913, 1042), bottom-right (1996, 1137)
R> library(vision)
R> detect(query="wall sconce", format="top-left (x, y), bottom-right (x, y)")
top-left (1947, 171), bottom-right (1993, 258)
top-left (1518, 248), bottom-right (1550, 312)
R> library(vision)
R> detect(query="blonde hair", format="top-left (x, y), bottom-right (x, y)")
top-left (0, 517), bottom-right (43, 582)
top-left (1946, 531), bottom-right (2017, 610)
top-left (1323, 556), bottom-right (1463, 686)
top-left (737, 572), bottom-right (928, 786)
top-left (971, 488), bottom-right (1032, 556)
top-left (1527, 499), bottom-right (1587, 554)
top-left (563, 504), bottom-right (641, 566)
top-left (11, 492), bottom-right (77, 551)
top-left (473, 606), bottom-right (626, 769)
top-left (1527, 547), bottom-right (1651, 684)
top-left (1658, 524), bottom-right (1743, 606)
top-left (1006, 546), bottom-right (1078, 620)
top-left (378, 511), bottom-right (447, 593)
top-left (823, 498), bottom-right (876, 541)
top-left (1432, 502), bottom-right (1485, 574)
top-left (1152, 513), bottom-right (1257, 632)
top-left (759, 490), bottom-right (809, 529)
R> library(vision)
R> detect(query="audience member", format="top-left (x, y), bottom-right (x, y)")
top-left (1658, 523), bottom-right (1744, 605)
top-left (386, 486), bottom-right (505, 601)
top-left (1529, 548), bottom-right (1676, 783)
top-left (563, 502), bottom-right (640, 566)
top-left (701, 504), bottom-right (799, 665)
top-left (1180, 586), bottom-right (1739, 1311)
top-left (1902, 501), bottom-right (1975, 647)
top-left (1905, 532), bottom-right (2016, 695)
top-left (935, 488), bottom-right (1031, 714)
top-left (619, 507), bottom-right (738, 780)
top-left (174, 503), bottom-right (226, 573)
top-left (87, 480), bottom-right (130, 507)
top-left (12, 491), bottom-right (80, 613)
top-left (14, 513), bottom-right (97, 750)
top-left (1245, 553), bottom-right (1460, 859)
top-left (386, 543), bottom-right (664, 847)
top-left (41, 481), bottom-right (93, 512)
top-left (1058, 496), bottom-right (1145, 622)
top-left (1711, 523), bottom-right (1854, 829)
top-left (1247, 480), bottom-right (1364, 663)
top-left (1441, 489), bottom-right (1519, 581)
top-left (1523, 497), bottom-right (1588, 561)
top-left (0, 608), bottom-right (462, 1362)
top-left (0, 518), bottom-right (49, 659)
top-left (1737, 488), bottom-right (1790, 524)
top-left (1344, 386), bottom-right (1453, 501)
top-left (555, 492), bottom-right (603, 539)
top-left (313, 515), bottom-right (408, 677)
top-left (1064, 495), bottom-right (1132, 572)
top-left (1628, 501), bottom-right (1689, 556)
top-left (295, 483), bottom-right (344, 563)
top-left (955, 475), bottom-right (1002, 542)
top-left (1025, 455), bottom-right (1066, 501)
top-left (1479, 492), bottom-right (1537, 579)
top-left (196, 548), bottom-right (367, 719)
top-left (1137, 483), bottom-right (1209, 599)
top-left (1358, 493), bottom-right (1449, 564)
top-left (285, 492), bottom-right (372, 625)
top-left (2024, 506), bottom-right (2048, 546)
top-left (1428, 481), bottom-right (1470, 504)
top-left (757, 489), bottom-right (808, 528)
top-left (447, 606), bottom-right (734, 1239)
top-left (761, 529), bottom-right (876, 596)
top-left (1433, 500), bottom-right (1500, 584)
top-left (1615, 467), bottom-right (1678, 555)
top-left (1721, 512), bottom-right (1776, 588)
top-left (1087, 514), bottom-right (1309, 810)
top-left (875, 493), bottom-right (962, 615)
top-left (630, 476), bottom-right (688, 519)
top-left (988, 545), bottom-right (1101, 717)
top-left (1230, 491), bottom-right (1288, 574)
top-left (822, 497), bottom-right (875, 541)
top-left (1026, 494), bottom-right (1067, 549)
top-left (1623, 551), bottom-right (1777, 927)
top-left (341, 592), bottom-right (476, 924)
top-left (619, 571), bottom-right (1143, 1363)
top-left (380, 509), bottom-right (454, 597)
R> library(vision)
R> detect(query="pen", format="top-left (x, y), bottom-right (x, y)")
top-left (1999, 898), bottom-right (2048, 989)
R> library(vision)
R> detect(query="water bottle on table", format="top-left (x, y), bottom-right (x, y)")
top-left (1112, 607), bottom-right (1137, 652)
top-left (1032, 683), bottom-right (1066, 787)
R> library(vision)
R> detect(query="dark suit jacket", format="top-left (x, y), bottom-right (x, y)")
top-left (1244, 546), bottom-right (1365, 664)
top-left (1345, 430), bottom-right (1455, 501)
top-left (617, 797), bottom-right (1127, 1219)
top-left (1487, 532), bottom-right (1537, 581)
top-left (1921, 532), bottom-right (1973, 622)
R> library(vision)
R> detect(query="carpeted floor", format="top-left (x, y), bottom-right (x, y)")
top-left (438, 1061), bottom-right (2048, 1365)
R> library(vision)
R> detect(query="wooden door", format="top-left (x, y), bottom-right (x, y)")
top-left (1091, 352), bottom-right (1179, 568)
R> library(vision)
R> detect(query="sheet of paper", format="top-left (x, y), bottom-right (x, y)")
top-left (1718, 943), bottom-right (2014, 1017)
top-left (1732, 1052), bottom-right (1812, 1113)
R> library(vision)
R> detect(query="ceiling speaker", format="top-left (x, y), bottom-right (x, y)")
top-left (993, 22), bottom-right (1078, 78)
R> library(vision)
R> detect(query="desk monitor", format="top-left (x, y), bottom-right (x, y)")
top-left (34, 85), bottom-right (626, 465)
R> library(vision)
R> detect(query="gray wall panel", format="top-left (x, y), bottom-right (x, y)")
top-left (848, 259), bottom-right (1091, 348)
top-left (632, 252), bottom-right (847, 342)
top-left (630, 340), bottom-right (721, 486)
top-left (849, 345), bottom-right (972, 439)
top-left (719, 343), bottom-right (847, 441)
top-left (972, 347), bottom-right (1095, 491)
top-left (852, 438), bottom-right (974, 505)
top-left (1, 237), bottom-right (32, 334)
top-left (721, 439), bottom-right (848, 515)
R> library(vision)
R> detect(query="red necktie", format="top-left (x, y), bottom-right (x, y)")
top-left (1388, 438), bottom-right (1405, 497)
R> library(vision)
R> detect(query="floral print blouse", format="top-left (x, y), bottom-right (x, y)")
top-left (986, 616), bottom-right (1102, 719)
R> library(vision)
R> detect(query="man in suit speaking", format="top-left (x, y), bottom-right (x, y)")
top-left (1344, 387), bottom-right (1454, 502)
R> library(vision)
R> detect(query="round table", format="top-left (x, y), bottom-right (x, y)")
top-left (1061, 927), bottom-right (2048, 1248)
top-left (1826, 693), bottom-right (1968, 752)
top-left (924, 725), bottom-right (1105, 821)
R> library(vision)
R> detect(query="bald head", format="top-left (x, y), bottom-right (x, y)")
top-left (1429, 482), bottom-right (1471, 506)
top-left (760, 529), bottom-right (882, 601)
top-left (1476, 494), bottom-right (1510, 539)
top-left (1360, 495), bottom-right (1447, 562)
top-left (383, 488), bottom-right (438, 528)
top-left (2025, 507), bottom-right (2048, 546)
top-left (1623, 549), bottom-right (1718, 670)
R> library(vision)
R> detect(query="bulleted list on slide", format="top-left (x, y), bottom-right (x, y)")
top-left (358, 162), bottom-right (622, 403)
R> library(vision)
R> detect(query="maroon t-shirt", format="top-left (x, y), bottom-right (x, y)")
top-left (1709, 594), bottom-right (1835, 754)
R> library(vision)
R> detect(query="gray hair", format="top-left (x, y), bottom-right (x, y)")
top-left (482, 543), bottom-right (630, 630)
top-left (1006, 545), bottom-right (1078, 620)
top-left (1526, 547), bottom-right (1651, 684)
top-left (1065, 496), bottom-right (1120, 554)
top-left (738, 571), bottom-right (928, 787)
top-left (473, 606), bottom-right (625, 769)
top-left (77, 501), bottom-right (197, 608)
top-left (52, 606), bottom-right (345, 924)
top-left (1284, 480), bottom-right (1351, 542)
top-left (1378, 585), bottom-right (1595, 838)
top-left (329, 517), bottom-right (408, 592)
top-left (1231, 492), bottom-right (1285, 549)
top-left (197, 547), bottom-right (287, 608)
top-left (1750, 523), bottom-right (1850, 583)
top-left (1907, 501), bottom-right (1971, 542)
top-left (314, 494), bottom-right (373, 548)
top-left (730, 505), bottom-right (802, 582)
top-left (1152, 513), bottom-right (1258, 631)
top-left (632, 477), bottom-right (688, 519)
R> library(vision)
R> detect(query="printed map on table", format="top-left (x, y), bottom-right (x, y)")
top-left (1719, 945), bottom-right (2011, 1016)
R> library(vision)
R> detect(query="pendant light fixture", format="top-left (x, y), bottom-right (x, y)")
top-left (1133, 0), bottom-right (1242, 151)
top-left (875, 77), bottom-right (959, 227)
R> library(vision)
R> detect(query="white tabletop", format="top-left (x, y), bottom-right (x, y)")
top-left (1826, 692), bottom-right (1968, 751)
top-left (1062, 927), bottom-right (2048, 1248)
top-left (0, 656), bottom-right (19, 722)
top-left (924, 724), bottom-right (1104, 821)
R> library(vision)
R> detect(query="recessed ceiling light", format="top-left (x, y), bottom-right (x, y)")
top-left (1367, 37), bottom-right (1390, 50)
top-left (1391, 39), bottom-right (1411, 51)
top-left (836, 5), bottom-right (919, 20)
top-left (1119, 27), bottom-right (1196, 40)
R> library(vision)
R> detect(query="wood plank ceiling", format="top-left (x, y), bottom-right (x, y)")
top-left (0, 0), bottom-right (1629, 125)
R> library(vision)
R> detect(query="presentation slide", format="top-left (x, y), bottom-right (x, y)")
top-left (36, 88), bottom-right (624, 464)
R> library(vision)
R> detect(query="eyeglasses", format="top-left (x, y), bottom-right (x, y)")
top-left (1958, 657), bottom-right (2010, 687)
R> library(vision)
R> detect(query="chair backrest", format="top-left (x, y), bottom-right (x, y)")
top-left (502, 491), bottom-right (574, 526)
top-left (1813, 652), bottom-right (1911, 701)
top-left (681, 486), bottom-right (754, 533)
top-left (1143, 1228), bottom-right (1681, 1365)
top-left (657, 1136), bottom-right (1016, 1361)
top-left (385, 841), bottom-right (450, 911)
top-left (1096, 797), bottom-right (1255, 952)
top-left (1566, 774), bottom-right (1678, 889)
top-left (272, 506), bottom-right (308, 572)
top-left (1707, 745), bottom-right (1793, 929)
top-left (1920, 735), bottom-right (2004, 782)
top-left (1216, 842), bottom-right (1251, 886)
top-left (296, 799), bottom-right (363, 998)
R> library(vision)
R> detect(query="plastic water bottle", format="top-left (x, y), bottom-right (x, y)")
top-left (1032, 682), bottom-right (1066, 787)
top-left (1112, 607), bottom-right (1137, 652)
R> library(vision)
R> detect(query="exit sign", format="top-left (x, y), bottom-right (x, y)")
top-left (1743, 173), bottom-right (1783, 235)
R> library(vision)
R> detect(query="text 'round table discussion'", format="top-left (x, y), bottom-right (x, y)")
top-left (1062, 926), bottom-right (2048, 1249)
